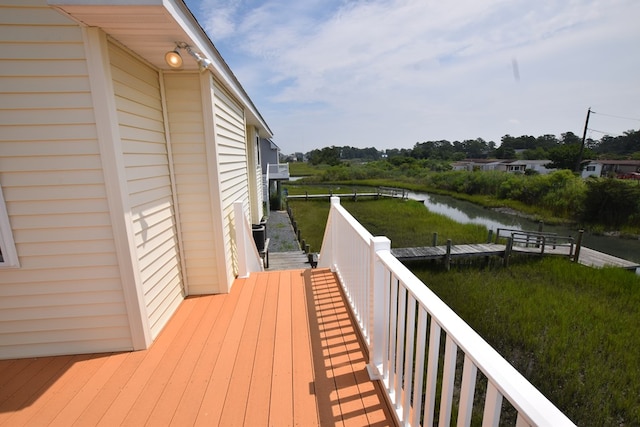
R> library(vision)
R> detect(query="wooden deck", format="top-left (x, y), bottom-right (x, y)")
top-left (0, 269), bottom-right (395, 427)
top-left (392, 243), bottom-right (640, 270)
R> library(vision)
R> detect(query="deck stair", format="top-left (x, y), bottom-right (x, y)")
top-left (267, 251), bottom-right (312, 270)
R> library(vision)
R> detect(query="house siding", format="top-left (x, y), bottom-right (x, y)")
top-left (0, 1), bottom-right (132, 358)
top-left (212, 77), bottom-right (251, 284)
top-left (108, 42), bottom-right (184, 338)
top-left (163, 73), bottom-right (223, 295)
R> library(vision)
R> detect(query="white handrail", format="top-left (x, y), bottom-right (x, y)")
top-left (233, 201), bottom-right (264, 278)
top-left (318, 197), bottom-right (575, 427)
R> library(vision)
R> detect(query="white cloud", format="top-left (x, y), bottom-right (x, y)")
top-left (187, 0), bottom-right (640, 153)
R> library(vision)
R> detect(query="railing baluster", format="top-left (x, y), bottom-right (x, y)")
top-left (515, 413), bottom-right (533, 427)
top-left (439, 335), bottom-right (458, 426)
top-left (401, 295), bottom-right (417, 425)
top-left (457, 355), bottom-right (478, 427)
top-left (387, 277), bottom-right (399, 398)
top-left (410, 306), bottom-right (428, 427)
top-left (394, 285), bottom-right (407, 413)
top-left (482, 383), bottom-right (503, 427)
top-left (424, 318), bottom-right (441, 427)
top-left (382, 267), bottom-right (391, 382)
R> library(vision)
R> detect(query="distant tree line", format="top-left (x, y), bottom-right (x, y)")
top-left (301, 129), bottom-right (640, 171)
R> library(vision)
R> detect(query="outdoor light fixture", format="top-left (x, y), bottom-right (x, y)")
top-left (165, 42), bottom-right (211, 72)
top-left (164, 46), bottom-right (183, 68)
top-left (184, 45), bottom-right (212, 72)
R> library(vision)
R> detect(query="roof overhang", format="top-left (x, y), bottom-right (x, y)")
top-left (48, 0), bottom-right (273, 138)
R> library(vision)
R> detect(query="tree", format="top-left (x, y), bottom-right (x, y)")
top-left (546, 144), bottom-right (594, 170)
top-left (307, 146), bottom-right (341, 166)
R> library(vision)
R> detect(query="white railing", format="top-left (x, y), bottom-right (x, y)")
top-left (318, 197), bottom-right (575, 427)
top-left (266, 163), bottom-right (290, 179)
top-left (233, 201), bottom-right (264, 278)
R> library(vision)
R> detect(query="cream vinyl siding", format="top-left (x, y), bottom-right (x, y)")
top-left (212, 77), bottom-right (251, 283)
top-left (164, 73), bottom-right (222, 295)
top-left (0, 1), bottom-right (131, 358)
top-left (109, 42), bottom-right (183, 338)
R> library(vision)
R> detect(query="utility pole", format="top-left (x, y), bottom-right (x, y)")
top-left (575, 107), bottom-right (591, 172)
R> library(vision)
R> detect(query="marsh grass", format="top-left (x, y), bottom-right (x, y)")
top-left (287, 197), bottom-right (487, 250)
top-left (413, 258), bottom-right (640, 426)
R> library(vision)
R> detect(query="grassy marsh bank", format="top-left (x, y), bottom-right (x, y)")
top-left (287, 197), bottom-right (486, 252)
top-left (415, 259), bottom-right (640, 426)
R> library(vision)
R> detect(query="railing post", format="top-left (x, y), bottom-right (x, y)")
top-left (329, 197), bottom-right (340, 271)
top-left (234, 201), bottom-right (250, 278)
top-left (574, 230), bottom-right (584, 262)
top-left (368, 235), bottom-right (391, 380)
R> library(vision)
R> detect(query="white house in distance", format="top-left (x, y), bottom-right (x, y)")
top-left (581, 159), bottom-right (640, 179)
top-left (259, 138), bottom-right (290, 211)
top-left (452, 159), bottom-right (556, 174)
top-left (0, 0), bottom-right (272, 359)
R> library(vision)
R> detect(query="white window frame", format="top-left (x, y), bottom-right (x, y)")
top-left (0, 184), bottom-right (19, 268)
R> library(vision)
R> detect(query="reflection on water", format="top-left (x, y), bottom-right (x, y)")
top-left (408, 192), bottom-right (526, 232)
top-left (409, 191), bottom-right (640, 267)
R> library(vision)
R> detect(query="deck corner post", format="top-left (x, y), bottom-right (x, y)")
top-left (445, 239), bottom-right (452, 271)
top-left (234, 201), bottom-right (250, 278)
top-left (368, 235), bottom-right (391, 380)
top-left (326, 197), bottom-right (341, 271)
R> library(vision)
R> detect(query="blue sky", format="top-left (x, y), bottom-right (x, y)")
top-left (184, 0), bottom-right (640, 154)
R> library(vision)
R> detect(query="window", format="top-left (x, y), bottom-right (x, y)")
top-left (586, 165), bottom-right (596, 172)
top-left (0, 184), bottom-right (19, 268)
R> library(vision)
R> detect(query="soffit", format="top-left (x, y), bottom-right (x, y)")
top-left (50, 3), bottom-right (197, 71)
top-left (49, 1), bottom-right (274, 137)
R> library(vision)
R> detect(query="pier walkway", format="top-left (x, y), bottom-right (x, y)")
top-left (286, 186), bottom-right (408, 201)
top-left (392, 241), bottom-right (639, 271)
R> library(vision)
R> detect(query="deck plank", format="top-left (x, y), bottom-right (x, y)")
top-left (9, 354), bottom-right (107, 426)
top-left (144, 294), bottom-right (224, 426)
top-left (94, 296), bottom-right (200, 427)
top-left (194, 273), bottom-right (258, 426)
top-left (244, 272), bottom-right (280, 426)
top-left (0, 269), bottom-right (396, 427)
top-left (169, 278), bottom-right (247, 426)
top-left (49, 352), bottom-right (129, 426)
top-left (269, 269), bottom-right (295, 426)
top-left (218, 271), bottom-right (270, 426)
top-left (120, 296), bottom-right (212, 426)
top-left (291, 269), bottom-right (321, 426)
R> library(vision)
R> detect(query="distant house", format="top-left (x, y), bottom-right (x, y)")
top-left (581, 160), bottom-right (640, 179)
top-left (451, 159), bottom-right (504, 171)
top-left (260, 138), bottom-right (290, 211)
top-left (0, 0), bottom-right (272, 359)
top-left (503, 160), bottom-right (556, 174)
top-left (452, 159), bottom-right (555, 174)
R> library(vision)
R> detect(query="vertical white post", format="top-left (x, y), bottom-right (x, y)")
top-left (329, 196), bottom-right (340, 271)
top-left (234, 201), bottom-right (250, 278)
top-left (367, 235), bottom-right (391, 380)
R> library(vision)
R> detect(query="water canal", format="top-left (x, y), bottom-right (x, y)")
top-left (407, 191), bottom-right (640, 267)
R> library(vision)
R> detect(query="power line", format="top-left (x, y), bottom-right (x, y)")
top-left (591, 110), bottom-right (640, 122)
top-left (587, 128), bottom-right (624, 137)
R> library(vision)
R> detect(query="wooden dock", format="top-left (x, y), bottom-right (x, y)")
top-left (391, 242), bottom-right (639, 271)
top-left (286, 186), bottom-right (408, 201)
